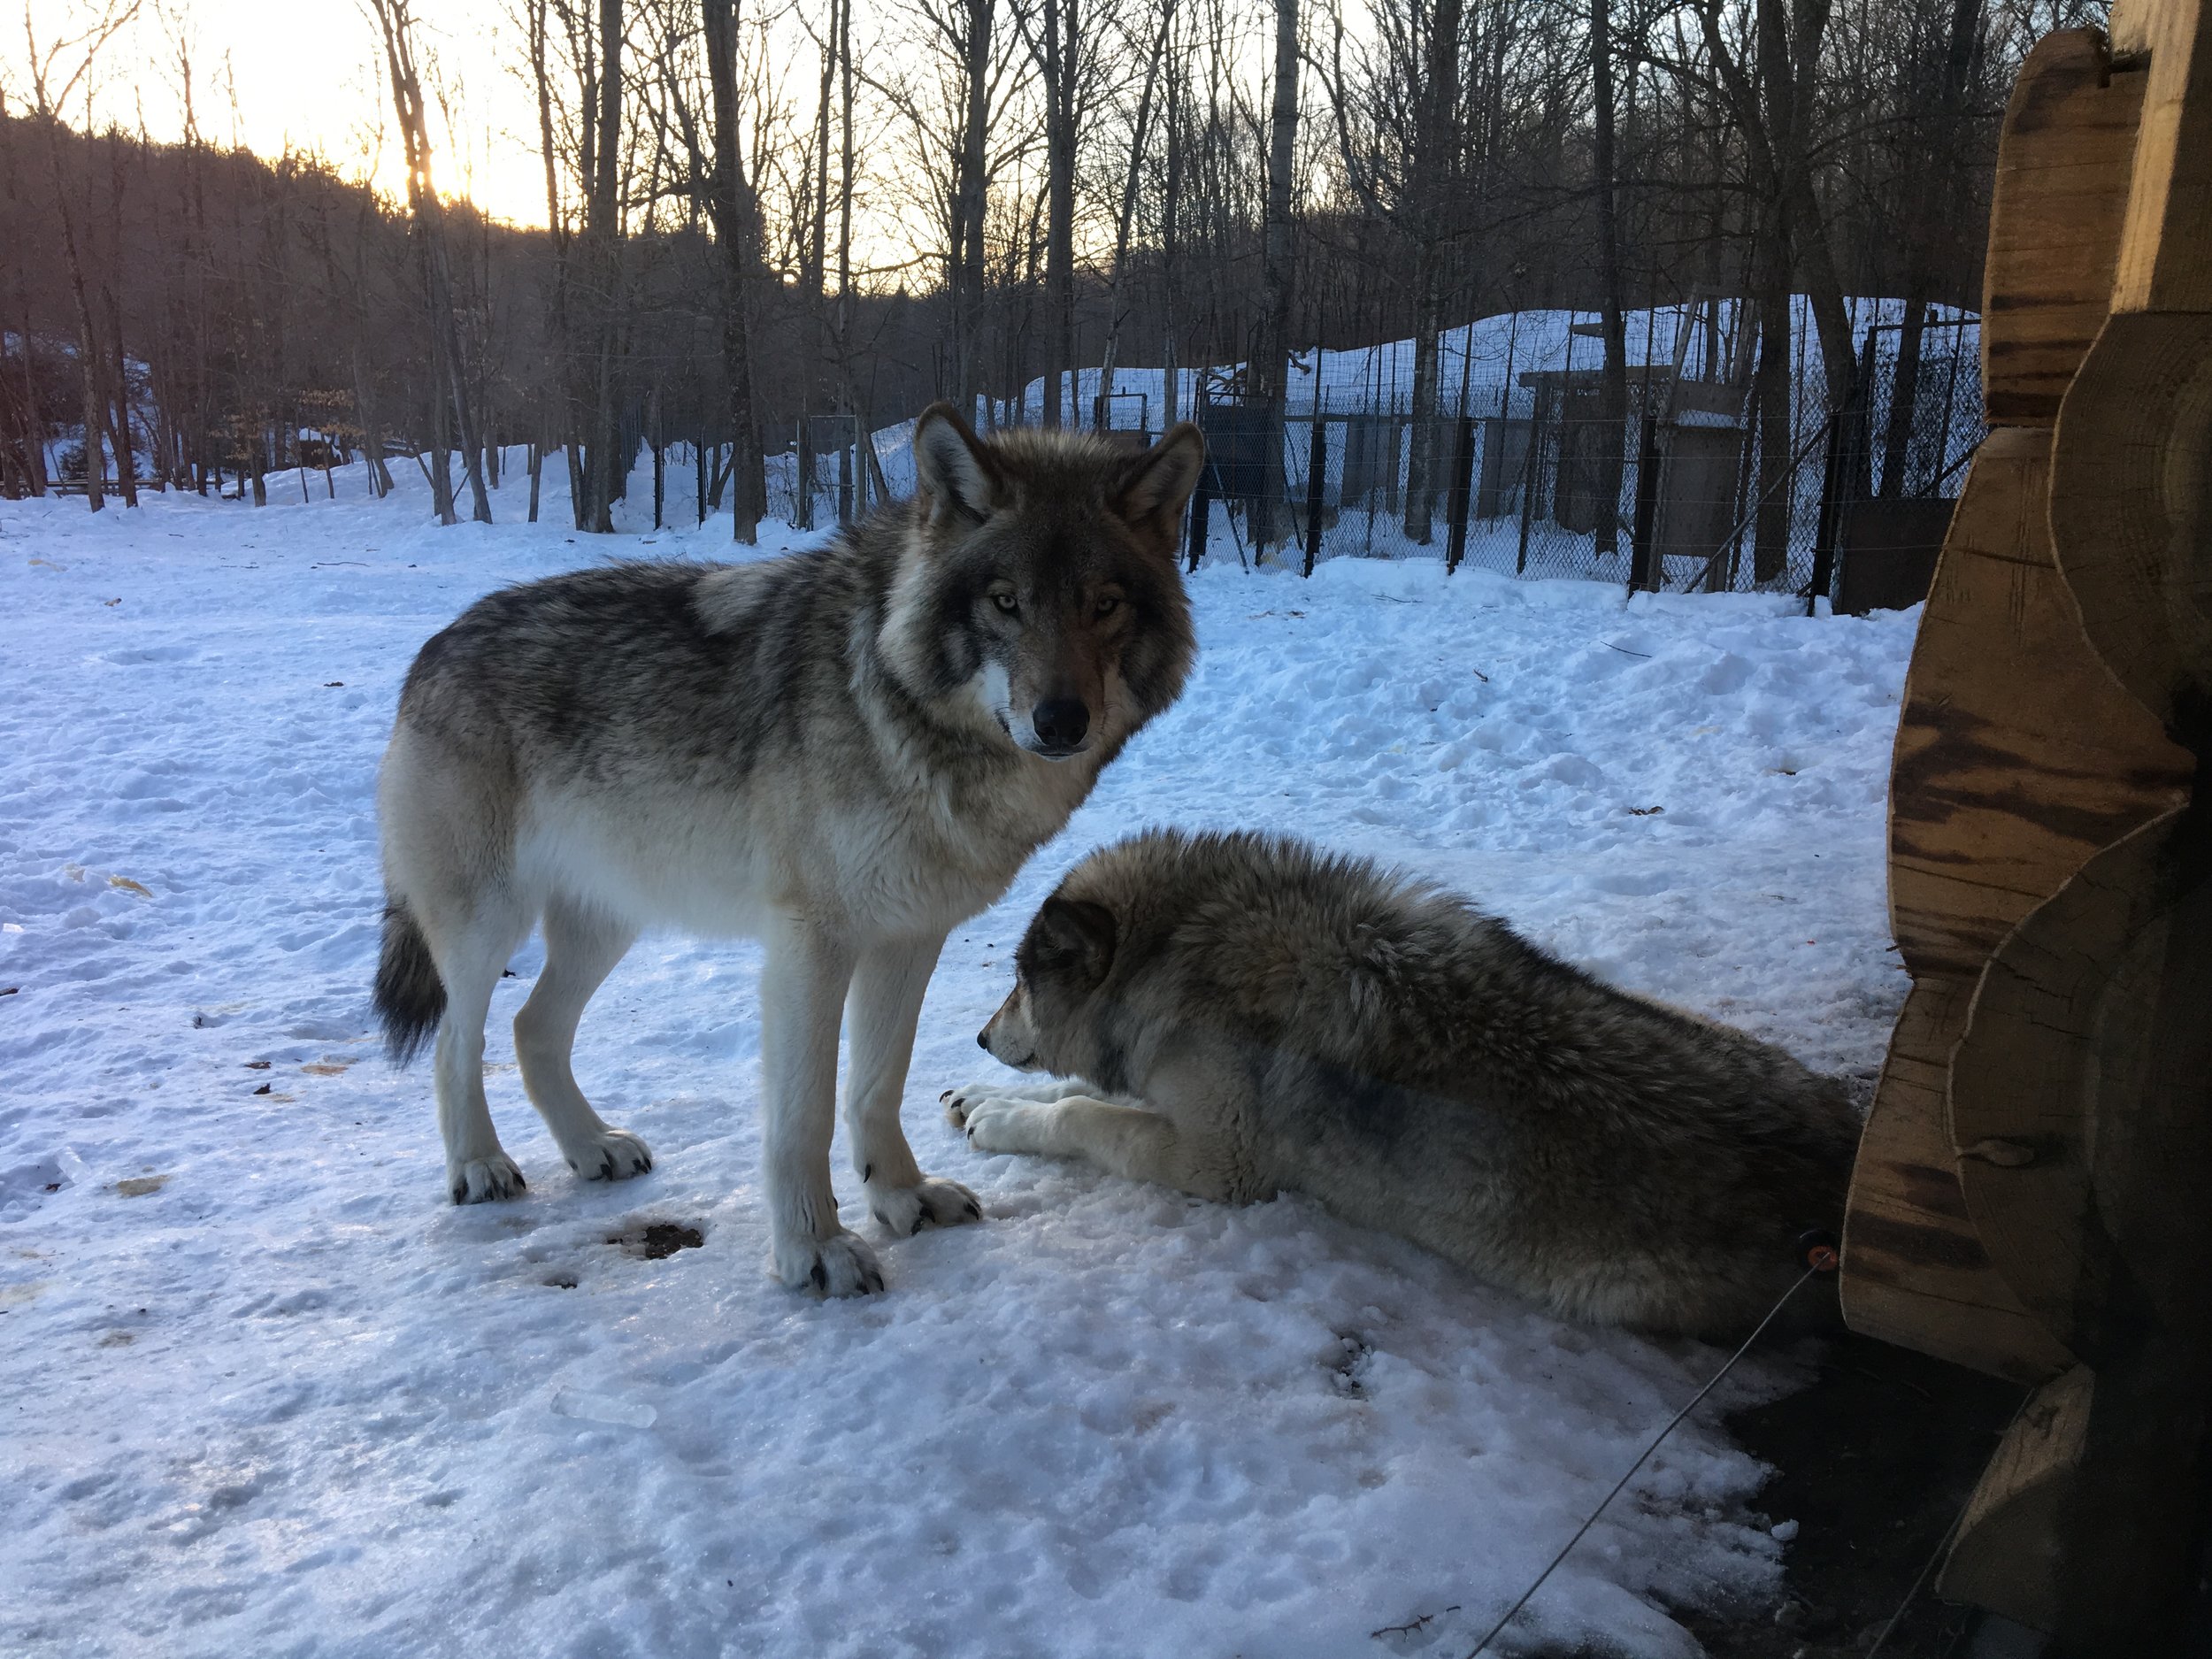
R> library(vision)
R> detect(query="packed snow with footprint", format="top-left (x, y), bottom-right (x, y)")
top-left (0, 465), bottom-right (1916, 1658)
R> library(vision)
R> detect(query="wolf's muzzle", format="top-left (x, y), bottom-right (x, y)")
top-left (1030, 698), bottom-right (1090, 757)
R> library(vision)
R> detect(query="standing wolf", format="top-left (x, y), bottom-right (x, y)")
top-left (948, 829), bottom-right (1860, 1335)
top-left (373, 406), bottom-right (1203, 1294)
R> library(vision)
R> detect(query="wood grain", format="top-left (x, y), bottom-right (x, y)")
top-left (1939, 1364), bottom-right (2094, 1632)
top-left (1886, 426), bottom-right (2192, 983)
top-left (2109, 0), bottom-right (2212, 314)
top-left (2047, 311), bottom-right (2212, 736)
top-left (1950, 809), bottom-right (2184, 1349)
top-left (1981, 30), bottom-right (2146, 425)
top-left (1841, 975), bottom-right (2076, 1383)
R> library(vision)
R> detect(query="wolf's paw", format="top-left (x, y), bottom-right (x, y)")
top-left (565, 1128), bottom-right (654, 1184)
top-left (449, 1153), bottom-right (527, 1204)
top-left (943, 1081), bottom-right (1051, 1126)
top-left (773, 1229), bottom-right (885, 1298)
top-left (958, 1098), bottom-right (1054, 1156)
top-left (868, 1176), bottom-right (984, 1236)
top-left (941, 1082), bottom-right (990, 1127)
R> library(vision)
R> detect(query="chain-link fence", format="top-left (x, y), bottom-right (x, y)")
top-left (1180, 329), bottom-right (1981, 604)
top-left (724, 316), bottom-right (1980, 611)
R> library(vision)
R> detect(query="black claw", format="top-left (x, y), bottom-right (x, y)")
top-left (964, 1201), bottom-right (981, 1219)
top-left (913, 1215), bottom-right (927, 1236)
top-left (810, 1260), bottom-right (828, 1294)
top-left (565, 1157), bottom-right (580, 1172)
top-left (862, 1163), bottom-right (873, 1183)
top-left (449, 1183), bottom-right (467, 1204)
top-left (512, 1171), bottom-right (526, 1190)
top-left (871, 1209), bottom-right (888, 1229)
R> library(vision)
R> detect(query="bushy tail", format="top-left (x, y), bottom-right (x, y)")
top-left (373, 901), bottom-right (446, 1065)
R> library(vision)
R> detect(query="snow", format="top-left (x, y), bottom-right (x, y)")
top-left (0, 460), bottom-right (1918, 1657)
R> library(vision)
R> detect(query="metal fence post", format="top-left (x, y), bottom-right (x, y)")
top-left (1807, 329), bottom-right (1878, 611)
top-left (1444, 415), bottom-right (1476, 573)
top-left (1516, 386), bottom-right (1545, 575)
top-left (1185, 468), bottom-right (1212, 573)
top-left (1302, 412), bottom-right (1327, 577)
top-left (1627, 410), bottom-right (1662, 591)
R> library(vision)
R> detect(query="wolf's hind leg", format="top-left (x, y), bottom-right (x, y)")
top-left (760, 914), bottom-right (882, 1295)
top-left (959, 1096), bottom-right (1248, 1205)
top-left (426, 902), bottom-right (532, 1203)
top-left (846, 933), bottom-right (982, 1237)
top-left (515, 896), bottom-right (651, 1184)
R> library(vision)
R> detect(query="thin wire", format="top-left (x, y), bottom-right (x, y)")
top-left (1463, 1265), bottom-right (1823, 1659)
top-left (1863, 1389), bottom-right (2035, 1659)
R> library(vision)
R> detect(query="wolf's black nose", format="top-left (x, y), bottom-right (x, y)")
top-left (977, 1028), bottom-right (991, 1049)
top-left (1032, 698), bottom-right (1089, 750)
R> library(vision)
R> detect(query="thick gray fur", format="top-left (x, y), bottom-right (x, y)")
top-left (373, 405), bottom-right (1203, 1294)
top-left (949, 828), bottom-right (1860, 1336)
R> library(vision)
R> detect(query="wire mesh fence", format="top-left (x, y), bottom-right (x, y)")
top-left (1181, 335), bottom-right (1982, 602)
top-left (717, 311), bottom-right (1982, 611)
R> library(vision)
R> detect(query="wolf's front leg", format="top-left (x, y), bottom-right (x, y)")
top-left (940, 1076), bottom-right (1100, 1118)
top-left (951, 1094), bottom-right (1247, 1205)
top-left (759, 915), bottom-right (881, 1295)
top-left (846, 933), bottom-right (982, 1237)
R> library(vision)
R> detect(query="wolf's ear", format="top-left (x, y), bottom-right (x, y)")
top-left (912, 402), bottom-right (1002, 526)
top-left (1110, 423), bottom-right (1206, 557)
top-left (1029, 895), bottom-right (1118, 987)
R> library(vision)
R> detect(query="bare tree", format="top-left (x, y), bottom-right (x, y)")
top-left (701, 0), bottom-right (765, 540)
top-left (19, 0), bottom-right (142, 512)
top-left (368, 0), bottom-right (493, 525)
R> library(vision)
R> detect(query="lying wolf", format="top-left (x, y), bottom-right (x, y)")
top-left (373, 407), bottom-right (1204, 1295)
top-left (947, 830), bottom-right (1860, 1334)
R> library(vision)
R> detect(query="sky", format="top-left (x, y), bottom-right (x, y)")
top-left (18, 0), bottom-right (563, 226)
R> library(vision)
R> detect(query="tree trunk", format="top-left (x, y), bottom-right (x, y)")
top-left (1040, 0), bottom-right (1077, 426)
top-left (104, 286), bottom-right (138, 508)
top-left (704, 0), bottom-right (763, 542)
top-left (1590, 0), bottom-right (1626, 557)
top-left (1878, 296), bottom-right (1924, 496)
top-left (1881, 0), bottom-right (1981, 495)
top-left (580, 0), bottom-right (625, 533)
top-left (1256, 0), bottom-right (1299, 545)
top-left (1095, 8), bottom-right (1166, 430)
top-left (39, 124), bottom-right (105, 511)
top-left (956, 0), bottom-right (994, 419)
top-left (371, 0), bottom-right (493, 526)
top-left (1752, 224), bottom-right (1793, 584)
top-left (1160, 35), bottom-right (1182, 430)
top-left (1402, 243), bottom-right (1443, 543)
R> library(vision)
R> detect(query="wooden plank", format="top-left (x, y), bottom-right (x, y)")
top-left (1981, 29), bottom-right (2146, 425)
top-left (2109, 0), bottom-right (2212, 313)
top-left (1886, 426), bottom-right (2192, 983)
top-left (1939, 1364), bottom-right (2094, 1632)
top-left (1841, 976), bottom-right (2075, 1383)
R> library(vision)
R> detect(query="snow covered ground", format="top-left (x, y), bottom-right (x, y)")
top-left (0, 462), bottom-right (1918, 1657)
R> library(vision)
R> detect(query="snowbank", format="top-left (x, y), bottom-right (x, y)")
top-left (0, 465), bottom-right (1918, 1656)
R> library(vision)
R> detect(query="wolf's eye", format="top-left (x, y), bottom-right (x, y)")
top-left (990, 589), bottom-right (1019, 615)
top-left (1094, 595), bottom-right (1121, 618)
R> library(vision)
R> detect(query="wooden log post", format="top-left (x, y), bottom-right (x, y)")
top-left (1839, 18), bottom-right (2193, 1384)
top-left (1843, 0), bottom-right (2212, 1641)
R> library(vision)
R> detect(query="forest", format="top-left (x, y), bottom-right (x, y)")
top-left (2, 0), bottom-right (2098, 542)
